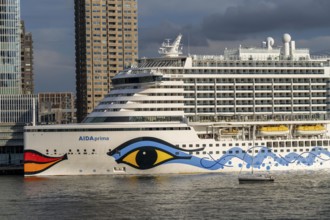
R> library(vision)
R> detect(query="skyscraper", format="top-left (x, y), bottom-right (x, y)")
top-left (74, 0), bottom-right (138, 122)
top-left (20, 20), bottom-right (34, 95)
top-left (0, 0), bottom-right (37, 166)
top-left (0, 0), bottom-right (21, 94)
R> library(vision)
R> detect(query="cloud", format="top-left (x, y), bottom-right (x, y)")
top-left (298, 36), bottom-right (330, 53)
top-left (21, 0), bottom-right (73, 29)
top-left (34, 49), bottom-right (75, 92)
top-left (201, 0), bottom-right (330, 41)
top-left (21, 0), bottom-right (330, 93)
top-left (139, 0), bottom-right (330, 54)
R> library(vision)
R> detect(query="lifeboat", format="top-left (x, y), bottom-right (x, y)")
top-left (259, 125), bottom-right (290, 136)
top-left (296, 124), bottom-right (326, 136)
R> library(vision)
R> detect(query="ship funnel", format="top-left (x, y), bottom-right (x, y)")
top-left (266, 37), bottom-right (274, 50)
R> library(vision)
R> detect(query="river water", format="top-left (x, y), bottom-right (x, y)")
top-left (1, 170), bottom-right (330, 219)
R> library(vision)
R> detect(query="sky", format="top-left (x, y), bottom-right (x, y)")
top-left (21, 0), bottom-right (330, 93)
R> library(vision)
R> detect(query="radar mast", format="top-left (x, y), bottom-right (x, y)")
top-left (158, 34), bottom-right (183, 57)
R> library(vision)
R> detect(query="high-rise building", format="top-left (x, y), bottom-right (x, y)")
top-left (0, 0), bottom-right (37, 167)
top-left (74, 0), bottom-right (138, 122)
top-left (0, 0), bottom-right (22, 94)
top-left (20, 20), bottom-right (34, 95)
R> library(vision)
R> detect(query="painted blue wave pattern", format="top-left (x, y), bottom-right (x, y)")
top-left (168, 146), bottom-right (330, 171)
top-left (110, 137), bottom-right (330, 171)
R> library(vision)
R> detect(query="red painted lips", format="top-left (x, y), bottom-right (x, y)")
top-left (24, 150), bottom-right (67, 175)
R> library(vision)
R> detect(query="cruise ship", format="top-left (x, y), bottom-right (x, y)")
top-left (24, 33), bottom-right (330, 176)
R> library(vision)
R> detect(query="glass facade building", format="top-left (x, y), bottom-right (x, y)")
top-left (0, 0), bottom-right (21, 94)
top-left (0, 0), bottom-right (37, 167)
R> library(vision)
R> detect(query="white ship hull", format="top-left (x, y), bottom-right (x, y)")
top-left (24, 123), bottom-right (330, 176)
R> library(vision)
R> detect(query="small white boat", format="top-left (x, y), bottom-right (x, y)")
top-left (238, 173), bottom-right (275, 183)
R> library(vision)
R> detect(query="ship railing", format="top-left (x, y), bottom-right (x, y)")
top-left (190, 55), bottom-right (330, 67)
top-left (188, 113), bottom-right (330, 123)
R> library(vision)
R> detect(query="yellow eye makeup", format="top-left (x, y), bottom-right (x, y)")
top-left (120, 147), bottom-right (175, 169)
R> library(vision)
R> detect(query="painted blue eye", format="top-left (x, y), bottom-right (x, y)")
top-left (108, 137), bottom-right (192, 170)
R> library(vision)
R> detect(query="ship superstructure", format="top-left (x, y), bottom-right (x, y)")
top-left (24, 34), bottom-right (330, 176)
